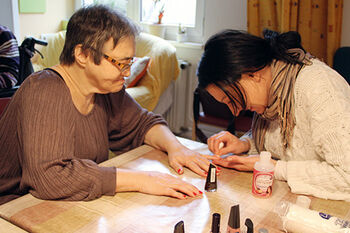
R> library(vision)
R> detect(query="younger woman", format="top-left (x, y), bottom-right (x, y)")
top-left (197, 29), bottom-right (350, 201)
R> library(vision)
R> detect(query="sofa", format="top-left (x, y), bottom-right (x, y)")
top-left (32, 31), bottom-right (180, 112)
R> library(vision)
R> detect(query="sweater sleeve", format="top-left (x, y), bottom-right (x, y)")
top-left (18, 72), bottom-right (116, 201)
top-left (275, 63), bottom-right (350, 201)
top-left (240, 129), bottom-right (259, 155)
top-left (107, 87), bottom-right (167, 155)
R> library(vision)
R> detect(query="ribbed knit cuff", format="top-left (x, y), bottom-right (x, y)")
top-left (100, 166), bottom-right (116, 196)
top-left (274, 160), bottom-right (287, 181)
top-left (240, 135), bottom-right (258, 155)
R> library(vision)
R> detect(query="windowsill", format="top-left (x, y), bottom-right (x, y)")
top-left (167, 40), bottom-right (203, 50)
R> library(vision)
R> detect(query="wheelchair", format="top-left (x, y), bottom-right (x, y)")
top-left (0, 37), bottom-right (47, 98)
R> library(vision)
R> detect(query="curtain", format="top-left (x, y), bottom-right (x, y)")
top-left (247, 0), bottom-right (343, 66)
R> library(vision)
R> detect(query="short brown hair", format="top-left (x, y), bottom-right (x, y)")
top-left (60, 5), bottom-right (139, 65)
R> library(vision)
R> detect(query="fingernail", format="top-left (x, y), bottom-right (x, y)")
top-left (183, 195), bottom-right (187, 198)
top-left (193, 192), bottom-right (197, 196)
top-left (177, 168), bottom-right (182, 174)
top-left (199, 191), bottom-right (203, 194)
top-left (204, 171), bottom-right (207, 175)
top-left (217, 167), bottom-right (221, 171)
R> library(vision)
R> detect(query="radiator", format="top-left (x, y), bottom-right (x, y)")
top-left (163, 60), bottom-right (194, 134)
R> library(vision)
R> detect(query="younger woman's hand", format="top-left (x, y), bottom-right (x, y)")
top-left (210, 154), bottom-right (259, 171)
top-left (207, 131), bottom-right (250, 156)
top-left (209, 154), bottom-right (276, 171)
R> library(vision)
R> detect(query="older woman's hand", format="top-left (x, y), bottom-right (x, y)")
top-left (167, 146), bottom-right (215, 177)
top-left (207, 131), bottom-right (250, 156)
top-left (116, 169), bottom-right (203, 199)
top-left (137, 171), bottom-right (203, 199)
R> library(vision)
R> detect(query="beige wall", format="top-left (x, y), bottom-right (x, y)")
top-left (19, 0), bottom-right (74, 42)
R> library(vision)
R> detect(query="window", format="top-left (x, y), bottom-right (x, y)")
top-left (136, 0), bottom-right (204, 43)
top-left (80, 0), bottom-right (204, 43)
top-left (81, 0), bottom-right (127, 14)
top-left (141, 0), bottom-right (196, 27)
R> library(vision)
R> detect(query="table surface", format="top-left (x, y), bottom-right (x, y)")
top-left (0, 137), bottom-right (349, 233)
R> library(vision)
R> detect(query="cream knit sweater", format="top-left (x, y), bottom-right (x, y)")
top-left (243, 59), bottom-right (350, 201)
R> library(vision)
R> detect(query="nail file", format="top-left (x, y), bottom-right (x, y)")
top-left (219, 142), bottom-right (224, 150)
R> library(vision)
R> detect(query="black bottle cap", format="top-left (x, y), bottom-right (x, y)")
top-left (245, 218), bottom-right (253, 233)
top-left (228, 205), bottom-right (240, 229)
top-left (205, 163), bottom-right (217, 192)
top-left (174, 220), bottom-right (184, 233)
top-left (211, 213), bottom-right (221, 233)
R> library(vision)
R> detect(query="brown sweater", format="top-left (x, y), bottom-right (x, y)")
top-left (0, 69), bottom-right (166, 205)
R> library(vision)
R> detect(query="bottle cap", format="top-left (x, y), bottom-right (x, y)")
top-left (228, 205), bottom-right (240, 229)
top-left (211, 213), bottom-right (220, 233)
top-left (260, 151), bottom-right (272, 164)
top-left (296, 195), bottom-right (311, 209)
top-left (174, 220), bottom-right (184, 233)
top-left (205, 163), bottom-right (217, 192)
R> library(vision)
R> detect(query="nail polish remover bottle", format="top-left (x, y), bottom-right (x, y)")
top-left (252, 151), bottom-right (275, 198)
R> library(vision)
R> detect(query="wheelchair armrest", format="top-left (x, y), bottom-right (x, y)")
top-left (0, 86), bottom-right (19, 98)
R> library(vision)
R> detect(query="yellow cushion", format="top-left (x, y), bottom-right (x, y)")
top-left (33, 31), bottom-right (66, 71)
top-left (134, 33), bottom-right (180, 110)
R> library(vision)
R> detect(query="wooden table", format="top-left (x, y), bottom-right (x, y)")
top-left (0, 137), bottom-right (349, 233)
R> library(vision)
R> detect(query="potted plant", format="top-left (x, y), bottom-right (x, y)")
top-left (147, 0), bottom-right (166, 38)
top-left (176, 23), bottom-right (187, 42)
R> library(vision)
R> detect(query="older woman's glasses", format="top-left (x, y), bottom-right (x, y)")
top-left (103, 54), bottom-right (134, 73)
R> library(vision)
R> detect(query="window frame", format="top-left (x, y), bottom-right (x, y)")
top-left (127, 0), bottom-right (205, 43)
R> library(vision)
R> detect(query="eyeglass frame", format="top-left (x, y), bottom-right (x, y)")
top-left (102, 54), bottom-right (135, 73)
top-left (88, 47), bottom-right (134, 73)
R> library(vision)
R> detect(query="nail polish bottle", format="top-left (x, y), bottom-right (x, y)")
top-left (211, 213), bottom-right (221, 233)
top-left (227, 205), bottom-right (240, 233)
top-left (205, 163), bottom-right (217, 192)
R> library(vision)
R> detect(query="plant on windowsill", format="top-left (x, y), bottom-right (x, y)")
top-left (147, 0), bottom-right (166, 38)
top-left (176, 23), bottom-right (187, 42)
top-left (157, 5), bottom-right (164, 24)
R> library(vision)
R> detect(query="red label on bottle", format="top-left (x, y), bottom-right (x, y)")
top-left (252, 170), bottom-right (274, 197)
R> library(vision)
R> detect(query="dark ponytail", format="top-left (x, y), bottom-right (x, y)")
top-left (263, 29), bottom-right (306, 65)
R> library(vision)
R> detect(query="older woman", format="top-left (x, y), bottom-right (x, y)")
top-left (0, 5), bottom-right (211, 205)
top-left (197, 29), bottom-right (350, 201)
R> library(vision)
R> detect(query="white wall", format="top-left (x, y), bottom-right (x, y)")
top-left (0, 0), bottom-right (20, 40)
top-left (203, 0), bottom-right (247, 41)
